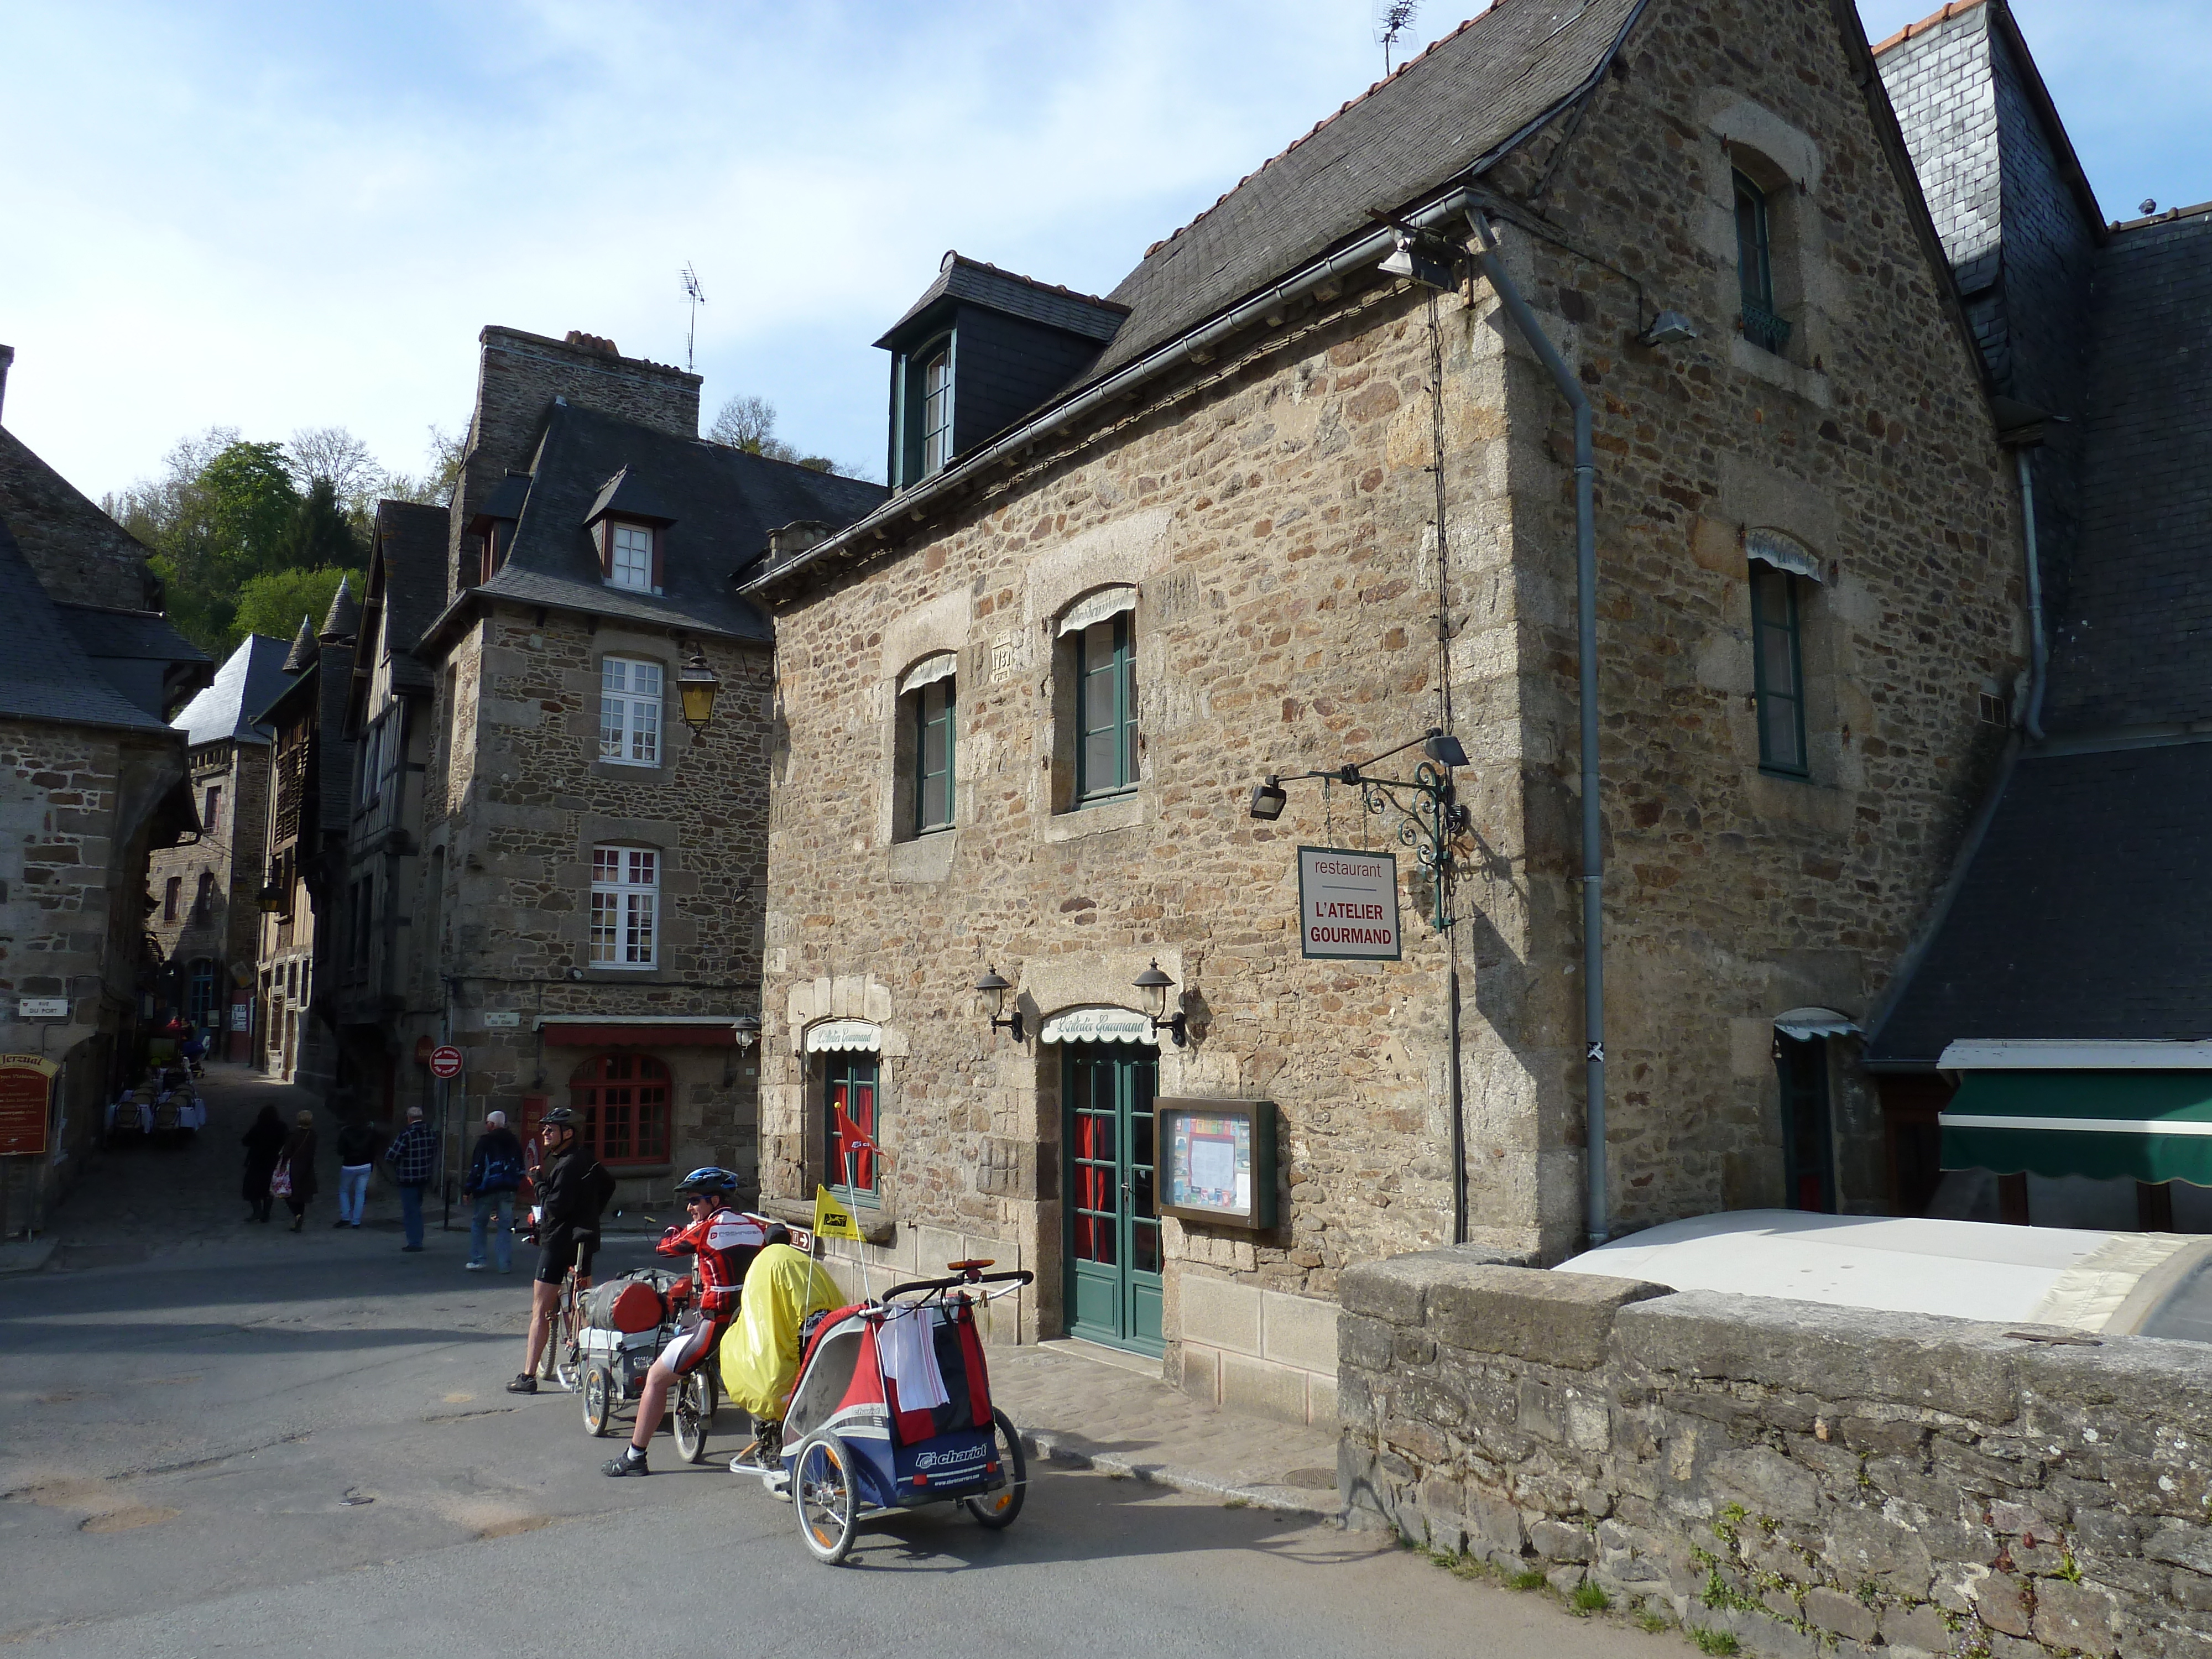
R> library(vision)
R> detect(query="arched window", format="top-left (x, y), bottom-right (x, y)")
top-left (569, 1052), bottom-right (670, 1165)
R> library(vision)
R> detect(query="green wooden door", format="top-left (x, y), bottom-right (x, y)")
top-left (1063, 1044), bottom-right (1164, 1354)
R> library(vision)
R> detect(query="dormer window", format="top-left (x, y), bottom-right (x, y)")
top-left (920, 345), bottom-right (954, 477)
top-left (609, 523), bottom-right (654, 591)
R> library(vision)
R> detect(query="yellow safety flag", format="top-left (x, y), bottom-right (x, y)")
top-left (812, 1183), bottom-right (862, 1242)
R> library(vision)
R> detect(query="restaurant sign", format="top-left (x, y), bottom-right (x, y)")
top-left (0, 1053), bottom-right (59, 1157)
top-left (1296, 846), bottom-right (1402, 961)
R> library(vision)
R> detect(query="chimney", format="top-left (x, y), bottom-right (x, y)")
top-left (0, 344), bottom-right (14, 425)
top-left (447, 325), bottom-right (703, 601)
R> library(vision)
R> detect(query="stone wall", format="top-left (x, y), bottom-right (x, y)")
top-left (148, 739), bottom-right (270, 1010)
top-left (1340, 1251), bottom-right (2212, 1659)
top-left (404, 604), bottom-right (770, 1187)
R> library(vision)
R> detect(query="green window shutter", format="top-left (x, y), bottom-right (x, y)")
top-left (1076, 615), bottom-right (1136, 802)
top-left (1751, 565), bottom-right (1809, 776)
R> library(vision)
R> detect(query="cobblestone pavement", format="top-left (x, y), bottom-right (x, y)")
top-left (41, 1063), bottom-right (1344, 1516)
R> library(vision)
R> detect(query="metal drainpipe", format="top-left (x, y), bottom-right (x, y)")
top-left (1469, 212), bottom-right (1609, 1248)
top-left (2016, 449), bottom-right (2048, 741)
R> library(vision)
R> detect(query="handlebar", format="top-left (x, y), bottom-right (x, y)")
top-left (880, 1267), bottom-right (1035, 1302)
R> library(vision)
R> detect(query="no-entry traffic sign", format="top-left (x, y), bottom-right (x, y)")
top-left (429, 1045), bottom-right (463, 1079)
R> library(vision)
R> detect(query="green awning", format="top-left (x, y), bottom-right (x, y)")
top-left (1941, 1070), bottom-right (2212, 1185)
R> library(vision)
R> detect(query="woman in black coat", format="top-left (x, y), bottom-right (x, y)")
top-left (241, 1105), bottom-right (287, 1223)
top-left (275, 1112), bottom-right (319, 1232)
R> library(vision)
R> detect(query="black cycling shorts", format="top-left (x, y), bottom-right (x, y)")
top-left (535, 1233), bottom-right (598, 1286)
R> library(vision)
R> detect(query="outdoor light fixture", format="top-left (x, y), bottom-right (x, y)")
top-left (1251, 727), bottom-right (1474, 931)
top-left (257, 878), bottom-right (284, 915)
top-left (1640, 310), bottom-right (1699, 348)
top-left (1378, 232), bottom-right (1457, 291)
top-left (732, 1014), bottom-right (759, 1052)
top-left (974, 967), bottom-right (1024, 1042)
top-left (676, 645), bottom-right (720, 733)
top-left (1133, 961), bottom-right (1189, 1047)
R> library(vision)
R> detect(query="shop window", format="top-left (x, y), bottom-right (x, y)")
top-left (599, 656), bottom-right (663, 766)
top-left (570, 1051), bottom-right (670, 1166)
top-left (1750, 563), bottom-right (1808, 776)
top-left (589, 845), bottom-right (658, 968)
top-left (825, 1055), bottom-right (879, 1199)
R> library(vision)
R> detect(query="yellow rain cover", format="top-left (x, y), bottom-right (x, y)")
top-left (718, 1243), bottom-right (844, 1417)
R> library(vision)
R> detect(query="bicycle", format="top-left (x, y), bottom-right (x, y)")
top-left (536, 1264), bottom-right (585, 1391)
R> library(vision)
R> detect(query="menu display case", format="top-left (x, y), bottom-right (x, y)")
top-left (1156, 1098), bottom-right (1277, 1230)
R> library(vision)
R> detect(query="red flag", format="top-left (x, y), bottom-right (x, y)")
top-left (834, 1105), bottom-right (875, 1154)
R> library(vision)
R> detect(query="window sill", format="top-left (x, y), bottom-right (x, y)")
top-left (583, 962), bottom-right (660, 974)
top-left (1756, 764), bottom-right (1812, 783)
top-left (759, 1192), bottom-right (896, 1245)
top-left (1728, 335), bottom-right (1831, 409)
top-left (1042, 790), bottom-right (1147, 843)
top-left (601, 580), bottom-right (665, 598)
top-left (589, 759), bottom-right (670, 784)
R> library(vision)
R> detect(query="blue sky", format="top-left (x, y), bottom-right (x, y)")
top-left (2, 1), bottom-right (2202, 502)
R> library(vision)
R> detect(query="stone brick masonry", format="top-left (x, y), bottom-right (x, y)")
top-left (1340, 1251), bottom-right (2212, 1659)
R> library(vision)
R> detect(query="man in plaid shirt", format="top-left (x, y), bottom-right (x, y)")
top-left (383, 1105), bottom-right (437, 1252)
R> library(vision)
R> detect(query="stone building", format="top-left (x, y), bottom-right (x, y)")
top-left (254, 592), bottom-right (357, 1092)
top-left (0, 352), bottom-right (210, 1232)
top-left (149, 634), bottom-right (289, 1057)
top-left (366, 327), bottom-right (884, 1197)
top-left (1865, 3), bottom-right (2212, 1232)
top-left (744, 0), bottom-right (2030, 1421)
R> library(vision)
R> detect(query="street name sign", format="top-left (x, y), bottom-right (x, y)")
top-left (481, 1011), bottom-right (522, 1029)
top-left (17, 998), bottom-right (67, 1020)
top-left (429, 1045), bottom-right (464, 1079)
top-left (1297, 846), bottom-right (1402, 961)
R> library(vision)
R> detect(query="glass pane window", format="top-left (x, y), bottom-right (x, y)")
top-left (1076, 615), bottom-right (1137, 801)
top-left (589, 844), bottom-right (658, 967)
top-left (609, 523), bottom-right (654, 591)
top-left (203, 785), bottom-right (222, 835)
top-left (921, 348), bottom-right (953, 477)
top-left (826, 1057), bottom-right (879, 1196)
top-left (913, 679), bottom-right (954, 832)
top-left (1751, 565), bottom-right (1808, 775)
top-left (1735, 170), bottom-right (1773, 310)
top-left (570, 1052), bottom-right (669, 1166)
top-left (599, 656), bottom-right (662, 765)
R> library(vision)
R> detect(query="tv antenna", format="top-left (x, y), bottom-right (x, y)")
top-left (1375, 1), bottom-right (1418, 74)
top-left (680, 263), bottom-right (707, 373)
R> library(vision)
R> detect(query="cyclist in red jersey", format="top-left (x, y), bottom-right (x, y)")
top-left (603, 1167), bottom-right (765, 1476)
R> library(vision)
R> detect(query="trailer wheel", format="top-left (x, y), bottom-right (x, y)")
top-left (962, 1408), bottom-right (1027, 1530)
top-left (673, 1369), bottom-right (716, 1463)
top-left (793, 1431), bottom-right (859, 1564)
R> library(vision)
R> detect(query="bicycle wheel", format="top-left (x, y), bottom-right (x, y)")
top-left (962, 1408), bottom-right (1027, 1529)
top-left (581, 1364), bottom-right (614, 1437)
top-left (673, 1369), bottom-right (716, 1464)
top-left (792, 1432), bottom-right (859, 1564)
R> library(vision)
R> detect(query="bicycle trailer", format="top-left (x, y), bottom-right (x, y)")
top-left (736, 1261), bottom-right (1032, 1563)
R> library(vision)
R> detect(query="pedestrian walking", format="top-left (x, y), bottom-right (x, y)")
top-left (334, 1113), bottom-right (379, 1228)
top-left (384, 1105), bottom-right (437, 1253)
top-left (274, 1110), bottom-right (319, 1232)
top-left (240, 1104), bottom-right (287, 1224)
top-left (462, 1109), bottom-right (525, 1272)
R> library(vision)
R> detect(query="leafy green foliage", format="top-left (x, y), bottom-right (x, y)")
top-left (1692, 1629), bottom-right (1740, 1656)
top-left (232, 567), bottom-right (363, 649)
top-left (1508, 1568), bottom-right (1549, 1591)
top-left (1572, 1582), bottom-right (1611, 1614)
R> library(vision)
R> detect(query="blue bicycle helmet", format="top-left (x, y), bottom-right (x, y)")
top-left (675, 1166), bottom-right (739, 1197)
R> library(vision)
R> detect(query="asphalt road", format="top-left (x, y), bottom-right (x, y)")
top-left (1, 1077), bottom-right (1657, 1658)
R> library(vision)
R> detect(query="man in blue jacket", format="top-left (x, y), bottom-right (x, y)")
top-left (462, 1109), bottom-right (525, 1271)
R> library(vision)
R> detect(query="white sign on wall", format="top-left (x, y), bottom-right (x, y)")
top-left (17, 998), bottom-right (68, 1020)
top-left (1037, 1006), bottom-right (1156, 1046)
top-left (229, 1004), bottom-right (251, 1031)
top-left (482, 1010), bottom-right (522, 1029)
top-left (1297, 846), bottom-right (1402, 961)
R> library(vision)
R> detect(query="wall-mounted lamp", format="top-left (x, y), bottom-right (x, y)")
top-left (974, 967), bottom-right (1024, 1042)
top-left (1379, 232), bottom-right (1458, 291)
top-left (1134, 960), bottom-right (1188, 1047)
top-left (1249, 776), bottom-right (1288, 821)
top-left (677, 645), bottom-right (720, 733)
top-left (732, 1014), bottom-right (759, 1052)
top-left (257, 878), bottom-right (284, 915)
top-left (1639, 310), bottom-right (1699, 348)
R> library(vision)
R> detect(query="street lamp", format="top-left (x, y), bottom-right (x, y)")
top-left (676, 645), bottom-right (720, 734)
top-left (1246, 727), bottom-right (1472, 931)
top-left (257, 878), bottom-right (284, 915)
top-left (1133, 960), bottom-right (1187, 1047)
top-left (974, 968), bottom-right (1024, 1042)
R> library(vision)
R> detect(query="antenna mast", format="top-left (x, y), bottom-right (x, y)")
top-left (680, 263), bottom-right (707, 374)
top-left (1376, 1), bottom-right (1418, 74)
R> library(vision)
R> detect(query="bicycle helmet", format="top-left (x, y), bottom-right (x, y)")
top-left (539, 1105), bottom-right (582, 1129)
top-left (675, 1166), bottom-right (739, 1197)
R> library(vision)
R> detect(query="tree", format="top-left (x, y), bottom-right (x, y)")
top-left (232, 567), bottom-right (363, 649)
top-left (707, 394), bottom-right (867, 478)
top-left (286, 426), bottom-right (386, 531)
top-left (278, 478), bottom-right (364, 571)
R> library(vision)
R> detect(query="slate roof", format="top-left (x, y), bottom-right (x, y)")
top-left (55, 604), bottom-right (204, 667)
top-left (171, 634), bottom-right (293, 747)
top-left (1867, 745), bottom-right (2212, 1062)
top-left (0, 513), bottom-right (171, 733)
top-left (2037, 206), bottom-right (2212, 733)
top-left (876, 254), bottom-right (1129, 349)
top-left (430, 403), bottom-right (884, 646)
top-left (0, 425), bottom-right (159, 612)
top-left (371, 500), bottom-right (448, 693)
top-left (1076, 0), bottom-right (1646, 387)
